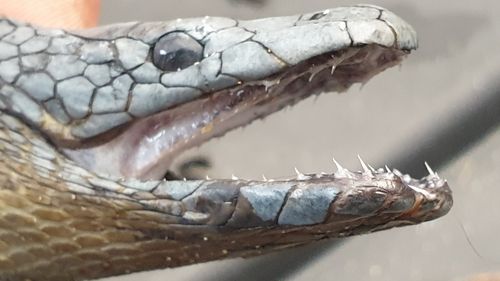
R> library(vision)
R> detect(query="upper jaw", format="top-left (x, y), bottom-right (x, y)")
top-left (45, 6), bottom-right (416, 181)
top-left (63, 44), bottom-right (409, 180)
top-left (15, 5), bottom-right (417, 144)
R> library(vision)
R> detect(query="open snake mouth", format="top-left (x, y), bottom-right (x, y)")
top-left (0, 7), bottom-right (455, 280)
top-left (64, 44), bottom-right (408, 180)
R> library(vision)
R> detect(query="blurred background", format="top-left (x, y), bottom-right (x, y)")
top-left (98, 1), bottom-right (500, 280)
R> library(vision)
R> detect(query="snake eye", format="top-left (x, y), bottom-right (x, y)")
top-left (153, 32), bottom-right (203, 72)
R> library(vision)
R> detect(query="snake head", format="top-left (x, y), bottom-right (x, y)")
top-left (0, 6), bottom-right (457, 281)
top-left (0, 5), bottom-right (417, 180)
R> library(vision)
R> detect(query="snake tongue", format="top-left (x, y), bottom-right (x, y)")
top-left (63, 45), bottom-right (408, 180)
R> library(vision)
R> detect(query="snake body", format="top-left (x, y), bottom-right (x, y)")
top-left (0, 5), bottom-right (452, 281)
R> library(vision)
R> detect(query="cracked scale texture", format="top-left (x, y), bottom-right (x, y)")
top-left (0, 58), bottom-right (20, 83)
top-left (0, 6), bottom-right (453, 281)
top-left (129, 84), bottom-right (202, 117)
top-left (0, 5), bottom-right (417, 140)
top-left (278, 184), bottom-right (340, 226)
top-left (17, 73), bottom-right (55, 101)
top-left (0, 110), bottom-right (452, 280)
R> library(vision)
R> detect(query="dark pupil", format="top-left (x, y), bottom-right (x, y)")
top-left (153, 32), bottom-right (203, 72)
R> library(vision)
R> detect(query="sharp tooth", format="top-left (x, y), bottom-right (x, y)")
top-left (262, 174), bottom-right (268, 181)
top-left (357, 155), bottom-right (373, 177)
top-left (206, 175), bottom-right (211, 180)
top-left (332, 157), bottom-right (344, 170)
top-left (231, 174), bottom-right (239, 180)
top-left (393, 169), bottom-right (403, 177)
top-left (294, 167), bottom-right (309, 180)
top-left (332, 157), bottom-right (345, 176)
top-left (367, 163), bottom-right (376, 173)
top-left (332, 157), bottom-right (353, 178)
top-left (408, 184), bottom-right (436, 199)
top-left (308, 72), bottom-right (316, 82)
top-left (294, 167), bottom-right (302, 176)
top-left (385, 165), bottom-right (391, 173)
top-left (424, 162), bottom-right (437, 178)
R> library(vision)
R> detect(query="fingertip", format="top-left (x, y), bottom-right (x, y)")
top-left (0, 0), bottom-right (101, 29)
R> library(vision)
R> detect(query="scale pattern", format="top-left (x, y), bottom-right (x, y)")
top-left (0, 5), bottom-right (416, 140)
top-left (0, 111), bottom-right (452, 281)
top-left (0, 5), bottom-right (452, 281)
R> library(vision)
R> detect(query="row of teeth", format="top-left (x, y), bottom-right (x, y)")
top-left (205, 155), bottom-right (442, 184)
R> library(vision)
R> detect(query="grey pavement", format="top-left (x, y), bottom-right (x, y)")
top-left (99, 1), bottom-right (500, 280)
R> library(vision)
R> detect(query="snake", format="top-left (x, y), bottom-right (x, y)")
top-left (0, 4), bottom-right (453, 281)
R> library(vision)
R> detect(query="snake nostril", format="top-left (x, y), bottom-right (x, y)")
top-left (153, 32), bottom-right (203, 72)
top-left (308, 12), bottom-right (327, 21)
